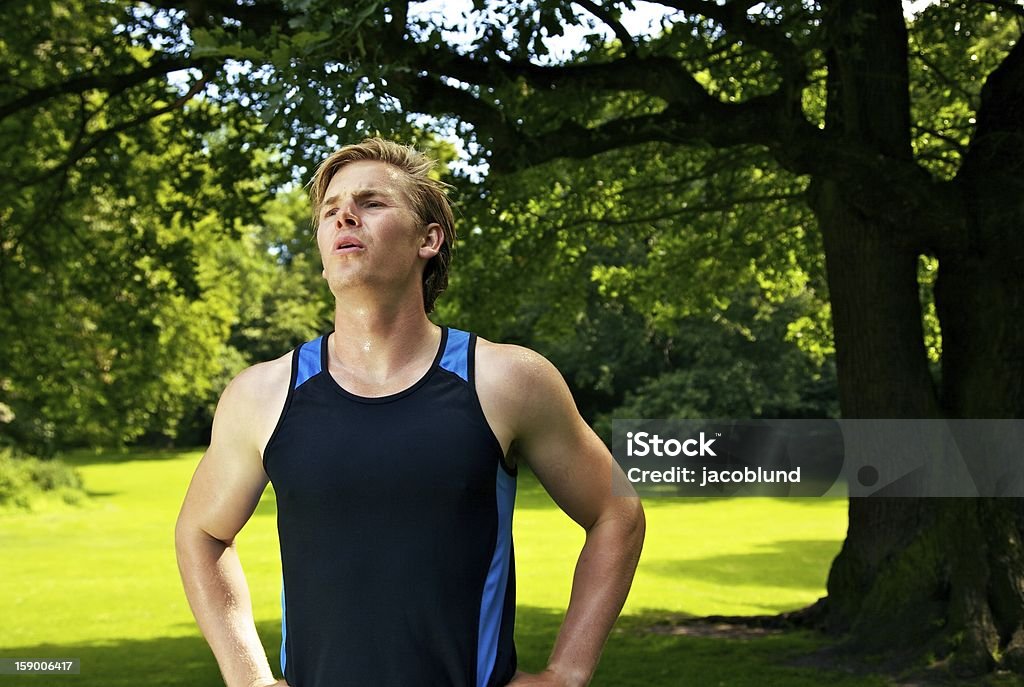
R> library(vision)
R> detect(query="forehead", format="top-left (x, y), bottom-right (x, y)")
top-left (323, 160), bottom-right (411, 202)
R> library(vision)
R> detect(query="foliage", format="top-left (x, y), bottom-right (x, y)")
top-left (4, 0), bottom-right (1017, 450)
top-left (0, 0), bottom-right (320, 451)
top-left (441, 139), bottom-right (834, 425)
top-left (590, 298), bottom-right (839, 442)
top-left (908, 3), bottom-right (1020, 181)
top-left (0, 447), bottom-right (84, 509)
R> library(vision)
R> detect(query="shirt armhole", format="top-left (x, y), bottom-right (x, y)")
top-left (469, 333), bottom-right (517, 477)
top-left (262, 347), bottom-right (301, 477)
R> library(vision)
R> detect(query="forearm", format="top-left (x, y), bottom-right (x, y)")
top-left (176, 531), bottom-right (277, 687)
top-left (546, 502), bottom-right (645, 686)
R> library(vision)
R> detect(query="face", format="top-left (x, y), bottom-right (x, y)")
top-left (316, 160), bottom-right (442, 299)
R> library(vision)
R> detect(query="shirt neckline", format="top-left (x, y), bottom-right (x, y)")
top-left (319, 326), bottom-right (448, 404)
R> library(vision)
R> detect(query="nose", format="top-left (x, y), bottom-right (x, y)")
top-left (337, 201), bottom-right (360, 227)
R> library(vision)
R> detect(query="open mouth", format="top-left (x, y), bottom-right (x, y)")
top-left (333, 236), bottom-right (365, 253)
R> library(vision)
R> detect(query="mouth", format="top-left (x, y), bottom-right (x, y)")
top-left (332, 236), bottom-right (365, 254)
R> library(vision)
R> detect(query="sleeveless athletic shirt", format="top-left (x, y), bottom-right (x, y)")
top-left (262, 327), bottom-right (518, 687)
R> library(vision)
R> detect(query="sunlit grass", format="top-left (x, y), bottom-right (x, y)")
top-left (0, 448), bottom-right (882, 686)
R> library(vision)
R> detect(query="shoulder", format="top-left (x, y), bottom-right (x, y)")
top-left (475, 337), bottom-right (566, 398)
top-left (212, 350), bottom-right (294, 455)
top-left (220, 351), bottom-right (293, 410)
top-left (475, 337), bottom-right (558, 383)
top-left (475, 337), bottom-right (579, 438)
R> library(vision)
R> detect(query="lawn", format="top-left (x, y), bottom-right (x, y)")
top-left (1, 448), bottom-right (879, 686)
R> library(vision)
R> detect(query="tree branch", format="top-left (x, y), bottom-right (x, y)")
top-left (389, 73), bottom-right (515, 152)
top-left (387, 5), bottom-right (959, 253)
top-left (553, 191), bottom-right (808, 233)
top-left (649, 0), bottom-right (807, 89)
top-left (146, 0), bottom-right (298, 32)
top-left (27, 75), bottom-right (210, 185)
top-left (395, 35), bottom-right (813, 170)
top-left (617, 150), bottom-right (766, 195)
top-left (573, 0), bottom-right (637, 55)
top-left (482, 91), bottom-right (800, 172)
top-left (391, 5), bottom-right (810, 165)
top-left (418, 47), bottom-right (705, 106)
top-left (912, 50), bottom-right (976, 102)
top-left (391, 0), bottom-right (410, 42)
top-left (0, 57), bottom-right (214, 121)
top-left (913, 124), bottom-right (969, 156)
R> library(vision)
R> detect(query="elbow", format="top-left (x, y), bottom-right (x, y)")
top-left (174, 506), bottom-right (199, 552)
top-left (591, 496), bottom-right (645, 560)
top-left (174, 511), bottom-right (231, 564)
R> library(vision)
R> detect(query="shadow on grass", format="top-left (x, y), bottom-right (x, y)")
top-left (82, 489), bottom-right (120, 502)
top-left (588, 611), bottom-right (889, 687)
top-left (0, 631), bottom-right (246, 687)
top-left (60, 447), bottom-right (202, 468)
top-left (0, 608), bottom-right (901, 687)
top-left (643, 539), bottom-right (844, 591)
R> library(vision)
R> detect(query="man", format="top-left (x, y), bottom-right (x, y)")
top-left (175, 138), bottom-right (645, 687)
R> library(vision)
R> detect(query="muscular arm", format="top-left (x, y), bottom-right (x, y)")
top-left (477, 343), bottom-right (645, 687)
top-left (175, 359), bottom-right (291, 687)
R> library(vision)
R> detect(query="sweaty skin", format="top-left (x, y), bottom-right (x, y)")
top-left (176, 159), bottom-right (645, 687)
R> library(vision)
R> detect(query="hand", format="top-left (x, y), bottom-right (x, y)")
top-left (506, 668), bottom-right (576, 686)
top-left (251, 681), bottom-right (290, 687)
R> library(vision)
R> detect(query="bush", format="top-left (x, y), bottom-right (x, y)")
top-left (0, 448), bottom-right (85, 509)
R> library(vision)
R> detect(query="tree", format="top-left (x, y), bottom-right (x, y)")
top-left (5, 0), bottom-right (1024, 675)
top-left (439, 143), bottom-right (837, 428)
top-left (0, 0), bottom-right (312, 451)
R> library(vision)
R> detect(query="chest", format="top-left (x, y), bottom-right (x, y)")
top-left (265, 372), bottom-right (503, 502)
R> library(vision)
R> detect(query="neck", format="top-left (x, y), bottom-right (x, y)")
top-left (329, 290), bottom-right (438, 383)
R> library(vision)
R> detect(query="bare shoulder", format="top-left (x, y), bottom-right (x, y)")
top-left (475, 337), bottom-right (628, 530)
top-left (222, 351), bottom-right (292, 406)
top-left (212, 351), bottom-right (293, 458)
top-left (475, 337), bottom-right (559, 384)
top-left (475, 337), bottom-right (580, 446)
top-left (475, 337), bottom-right (567, 404)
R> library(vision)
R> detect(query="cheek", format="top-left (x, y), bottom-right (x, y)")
top-left (316, 229), bottom-right (332, 255)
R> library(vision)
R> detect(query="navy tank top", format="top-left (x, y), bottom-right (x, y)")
top-left (262, 327), bottom-right (518, 687)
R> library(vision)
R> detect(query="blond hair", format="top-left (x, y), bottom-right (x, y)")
top-left (309, 138), bottom-right (455, 313)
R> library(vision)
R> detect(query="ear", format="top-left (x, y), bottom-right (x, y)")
top-left (322, 267), bottom-right (327, 280)
top-left (418, 222), bottom-right (444, 260)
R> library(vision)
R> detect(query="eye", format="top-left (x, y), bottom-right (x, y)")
top-left (323, 208), bottom-right (338, 218)
top-left (365, 200), bottom-right (384, 208)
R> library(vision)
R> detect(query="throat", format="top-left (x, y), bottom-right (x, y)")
top-left (326, 325), bottom-right (443, 398)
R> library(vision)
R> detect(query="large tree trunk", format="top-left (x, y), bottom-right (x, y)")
top-left (801, 2), bottom-right (1024, 675)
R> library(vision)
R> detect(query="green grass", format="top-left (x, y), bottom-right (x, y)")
top-left (0, 447), bottom-right (883, 686)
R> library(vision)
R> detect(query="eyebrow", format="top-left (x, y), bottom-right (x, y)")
top-left (320, 188), bottom-right (397, 211)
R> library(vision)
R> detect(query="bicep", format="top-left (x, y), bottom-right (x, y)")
top-left (178, 444), bottom-right (269, 545)
top-left (512, 354), bottom-right (628, 531)
top-left (524, 419), bottom-right (620, 531)
top-left (176, 375), bottom-right (274, 544)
